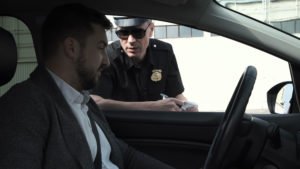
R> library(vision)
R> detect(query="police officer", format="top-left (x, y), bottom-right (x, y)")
top-left (91, 16), bottom-right (197, 111)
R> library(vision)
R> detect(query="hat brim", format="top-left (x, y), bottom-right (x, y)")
top-left (114, 17), bottom-right (150, 27)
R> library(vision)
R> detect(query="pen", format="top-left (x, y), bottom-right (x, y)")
top-left (160, 93), bottom-right (184, 109)
top-left (160, 93), bottom-right (168, 100)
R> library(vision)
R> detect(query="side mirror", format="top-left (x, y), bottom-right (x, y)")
top-left (267, 81), bottom-right (293, 114)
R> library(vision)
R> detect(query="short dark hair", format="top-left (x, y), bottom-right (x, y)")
top-left (41, 3), bottom-right (112, 61)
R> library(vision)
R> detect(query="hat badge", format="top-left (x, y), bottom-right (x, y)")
top-left (151, 69), bottom-right (162, 82)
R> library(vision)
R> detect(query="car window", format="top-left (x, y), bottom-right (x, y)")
top-left (0, 16), bottom-right (291, 114)
top-left (216, 0), bottom-right (300, 39)
top-left (107, 17), bottom-right (291, 114)
top-left (165, 36), bottom-right (291, 114)
top-left (0, 16), bottom-right (37, 96)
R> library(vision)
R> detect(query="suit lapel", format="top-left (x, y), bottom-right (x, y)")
top-left (54, 99), bottom-right (94, 169)
top-left (87, 100), bottom-right (123, 167)
top-left (30, 66), bottom-right (94, 169)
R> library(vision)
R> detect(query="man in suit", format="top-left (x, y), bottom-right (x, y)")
top-left (0, 3), bottom-right (175, 169)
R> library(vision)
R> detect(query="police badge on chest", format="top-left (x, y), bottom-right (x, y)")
top-left (151, 69), bottom-right (162, 82)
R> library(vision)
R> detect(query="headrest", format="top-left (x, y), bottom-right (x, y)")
top-left (0, 27), bottom-right (17, 86)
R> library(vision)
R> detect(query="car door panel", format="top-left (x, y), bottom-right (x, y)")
top-left (257, 114), bottom-right (300, 134)
top-left (105, 110), bottom-right (300, 169)
top-left (105, 110), bottom-right (223, 169)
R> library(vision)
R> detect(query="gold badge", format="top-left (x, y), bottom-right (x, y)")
top-left (151, 69), bottom-right (162, 82)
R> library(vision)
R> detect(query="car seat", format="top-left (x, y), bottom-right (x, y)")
top-left (0, 27), bottom-right (17, 86)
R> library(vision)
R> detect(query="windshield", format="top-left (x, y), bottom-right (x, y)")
top-left (217, 0), bottom-right (300, 38)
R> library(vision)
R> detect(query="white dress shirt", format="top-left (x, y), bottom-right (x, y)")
top-left (48, 70), bottom-right (118, 169)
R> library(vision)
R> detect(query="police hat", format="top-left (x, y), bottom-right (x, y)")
top-left (114, 16), bottom-right (151, 27)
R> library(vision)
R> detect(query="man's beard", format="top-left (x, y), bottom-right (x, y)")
top-left (75, 54), bottom-right (99, 90)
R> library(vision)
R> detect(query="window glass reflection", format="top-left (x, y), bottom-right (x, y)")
top-left (192, 28), bottom-right (203, 37)
top-left (167, 25), bottom-right (178, 38)
top-left (179, 25), bottom-right (191, 38)
top-left (216, 0), bottom-right (300, 38)
top-left (154, 26), bottom-right (167, 39)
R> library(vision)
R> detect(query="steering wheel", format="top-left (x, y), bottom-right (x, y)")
top-left (203, 66), bottom-right (257, 169)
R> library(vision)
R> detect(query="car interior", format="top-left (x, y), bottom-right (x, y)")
top-left (1, 0), bottom-right (300, 169)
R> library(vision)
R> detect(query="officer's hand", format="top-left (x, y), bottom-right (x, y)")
top-left (181, 101), bottom-right (199, 112)
top-left (154, 98), bottom-right (184, 111)
top-left (183, 106), bottom-right (199, 112)
top-left (90, 94), bottom-right (104, 105)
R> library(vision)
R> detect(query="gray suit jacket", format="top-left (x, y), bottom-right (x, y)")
top-left (0, 66), bottom-right (175, 169)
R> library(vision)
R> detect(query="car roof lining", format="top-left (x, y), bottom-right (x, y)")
top-left (151, 0), bottom-right (189, 6)
top-left (0, 0), bottom-right (299, 66)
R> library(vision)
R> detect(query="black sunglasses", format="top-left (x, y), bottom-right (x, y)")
top-left (115, 24), bottom-right (151, 40)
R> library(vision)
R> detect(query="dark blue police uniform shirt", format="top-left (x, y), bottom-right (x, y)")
top-left (92, 39), bottom-right (184, 101)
